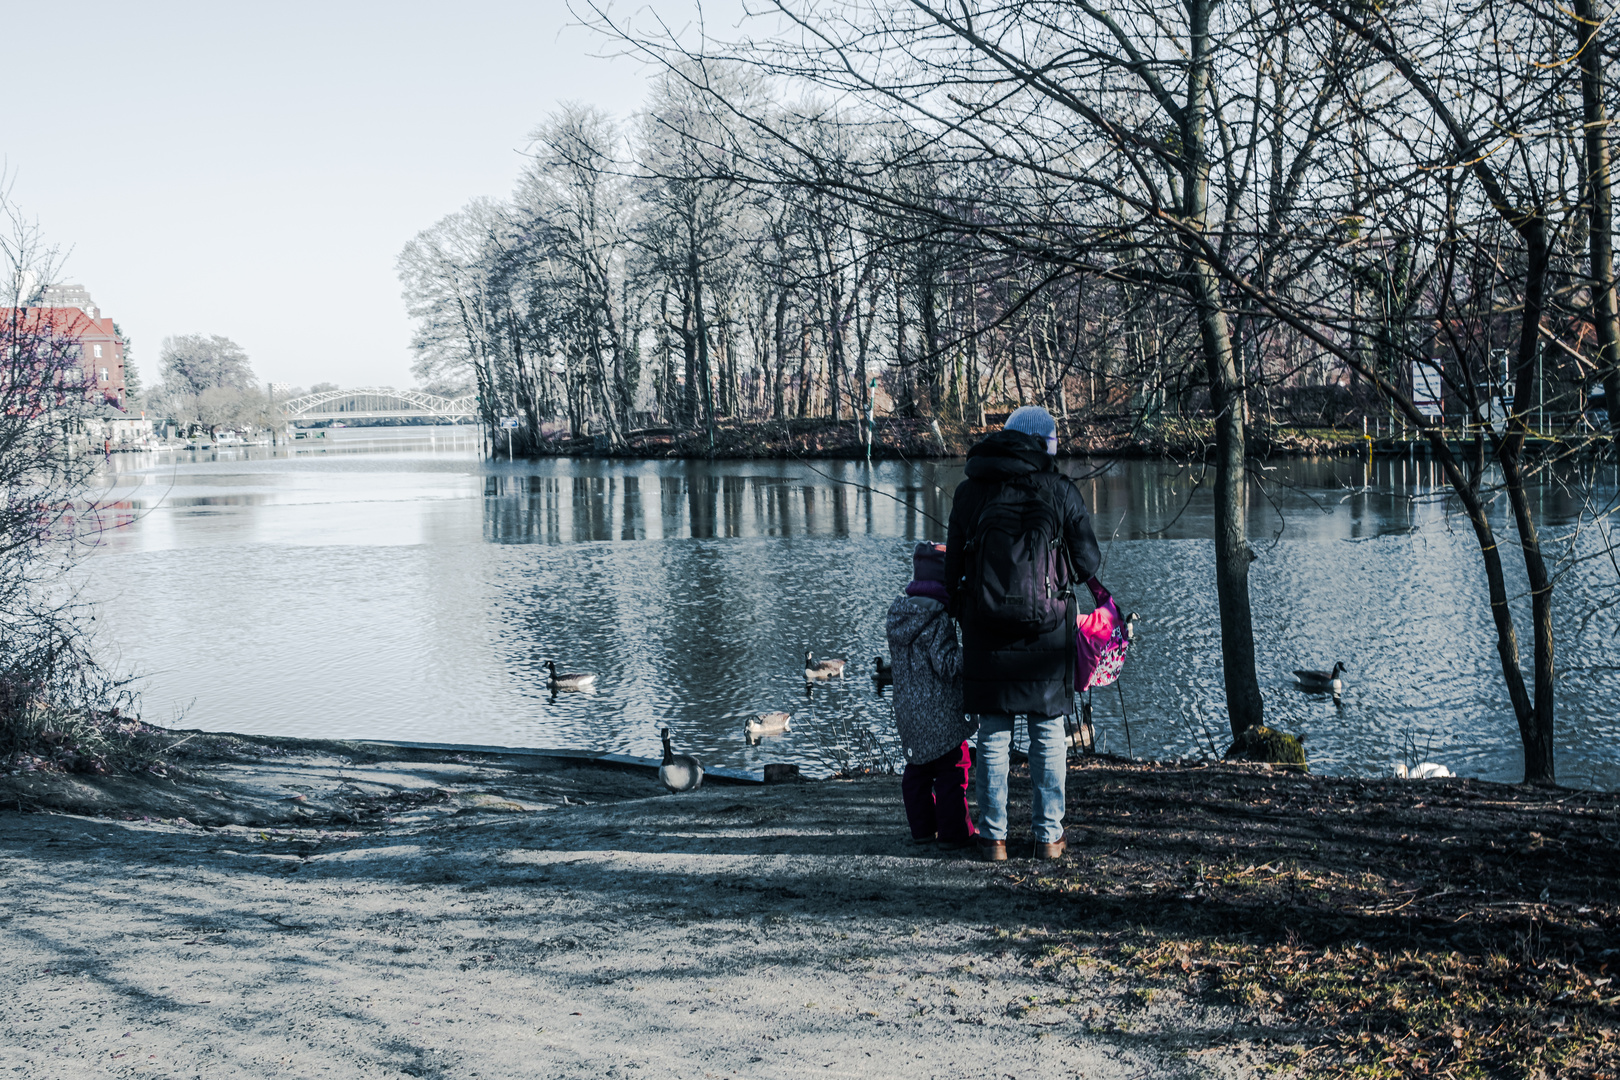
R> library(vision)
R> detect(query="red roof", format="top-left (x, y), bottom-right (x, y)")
top-left (0, 307), bottom-right (120, 341)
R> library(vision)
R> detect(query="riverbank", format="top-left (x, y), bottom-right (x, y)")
top-left (533, 416), bottom-right (1615, 461)
top-left (4, 729), bottom-right (1617, 1078)
top-left (536, 417), bottom-right (1364, 460)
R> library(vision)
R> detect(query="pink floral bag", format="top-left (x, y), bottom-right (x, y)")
top-left (1075, 577), bottom-right (1130, 690)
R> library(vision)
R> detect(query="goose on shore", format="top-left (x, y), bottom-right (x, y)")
top-left (658, 727), bottom-right (704, 793)
top-left (744, 711), bottom-right (792, 740)
top-left (804, 651), bottom-right (846, 681)
top-left (1293, 661), bottom-right (1346, 694)
top-left (872, 656), bottom-right (893, 685)
top-left (546, 660), bottom-right (598, 692)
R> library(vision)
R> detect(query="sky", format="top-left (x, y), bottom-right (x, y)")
top-left (0, 1), bottom-right (677, 391)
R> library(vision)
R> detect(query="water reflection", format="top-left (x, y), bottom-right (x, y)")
top-left (477, 463), bottom-right (954, 544)
top-left (83, 437), bottom-right (1620, 787)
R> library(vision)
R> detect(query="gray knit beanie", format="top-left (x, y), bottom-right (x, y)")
top-left (1004, 405), bottom-right (1058, 454)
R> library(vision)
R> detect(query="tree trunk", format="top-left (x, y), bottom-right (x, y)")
top-left (1501, 220), bottom-right (1557, 784)
top-left (658, 289), bottom-right (675, 426)
top-left (693, 271), bottom-right (716, 450)
top-left (894, 268), bottom-right (914, 418)
top-left (1500, 453), bottom-right (1557, 782)
top-left (1185, 0), bottom-right (1264, 736)
top-left (1575, 0), bottom-right (1620, 446)
top-left (825, 251), bottom-right (845, 424)
top-left (680, 285), bottom-right (699, 430)
top-left (797, 323), bottom-right (812, 420)
top-left (1197, 265), bottom-right (1264, 736)
top-left (920, 276), bottom-right (942, 411)
top-left (773, 286), bottom-right (788, 421)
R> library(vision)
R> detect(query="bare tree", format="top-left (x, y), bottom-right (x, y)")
top-left (398, 199), bottom-right (513, 445)
top-left (0, 184), bottom-right (135, 761)
top-left (515, 105), bottom-right (639, 446)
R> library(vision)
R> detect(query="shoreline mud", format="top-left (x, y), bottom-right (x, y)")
top-left (3, 729), bottom-right (1617, 1078)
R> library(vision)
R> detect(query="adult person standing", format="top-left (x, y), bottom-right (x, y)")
top-left (944, 406), bottom-right (1101, 861)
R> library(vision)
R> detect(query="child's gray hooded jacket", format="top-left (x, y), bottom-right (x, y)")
top-left (886, 594), bottom-right (976, 763)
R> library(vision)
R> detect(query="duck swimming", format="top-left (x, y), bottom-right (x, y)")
top-left (804, 651), bottom-right (847, 681)
top-left (871, 656), bottom-right (893, 685)
top-left (546, 660), bottom-right (598, 691)
top-left (745, 711), bottom-right (792, 740)
top-left (1292, 661), bottom-right (1345, 693)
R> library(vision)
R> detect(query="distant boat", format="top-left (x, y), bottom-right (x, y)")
top-left (331, 422), bottom-right (347, 429)
top-left (214, 431), bottom-right (245, 446)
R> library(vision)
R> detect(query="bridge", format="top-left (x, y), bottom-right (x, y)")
top-left (280, 387), bottom-right (478, 424)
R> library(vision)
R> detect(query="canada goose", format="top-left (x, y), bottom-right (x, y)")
top-left (872, 656), bottom-right (893, 685)
top-left (1123, 612), bottom-right (1140, 642)
top-left (546, 660), bottom-right (598, 692)
top-left (804, 651), bottom-right (846, 681)
top-left (1293, 661), bottom-right (1346, 694)
top-left (1393, 762), bottom-right (1453, 779)
top-left (744, 711), bottom-right (792, 740)
top-left (658, 727), bottom-right (704, 793)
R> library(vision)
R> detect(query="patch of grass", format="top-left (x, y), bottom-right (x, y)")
top-left (996, 760), bottom-right (1620, 1078)
top-left (2, 706), bottom-right (160, 777)
top-left (1126, 935), bottom-right (1617, 1078)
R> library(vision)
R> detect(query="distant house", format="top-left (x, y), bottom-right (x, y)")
top-left (0, 284), bottom-right (128, 407)
top-left (95, 404), bottom-right (153, 447)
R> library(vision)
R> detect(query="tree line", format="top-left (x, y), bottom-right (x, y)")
top-left (399, 0), bottom-right (1620, 784)
top-left (139, 334), bottom-right (341, 437)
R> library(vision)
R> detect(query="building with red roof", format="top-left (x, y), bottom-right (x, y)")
top-left (1, 284), bottom-right (127, 407)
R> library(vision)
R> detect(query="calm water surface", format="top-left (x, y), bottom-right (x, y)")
top-left (84, 426), bottom-right (1620, 786)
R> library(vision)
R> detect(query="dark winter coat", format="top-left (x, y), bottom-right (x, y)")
top-left (886, 592), bottom-right (976, 764)
top-left (944, 429), bottom-right (1103, 717)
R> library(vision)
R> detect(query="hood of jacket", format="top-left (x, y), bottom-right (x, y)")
top-left (886, 594), bottom-right (947, 649)
top-left (964, 429), bottom-right (1056, 481)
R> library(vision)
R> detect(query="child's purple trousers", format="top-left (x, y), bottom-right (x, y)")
top-left (901, 741), bottom-right (977, 844)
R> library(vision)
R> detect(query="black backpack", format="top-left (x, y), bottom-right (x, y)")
top-left (962, 476), bottom-right (1074, 638)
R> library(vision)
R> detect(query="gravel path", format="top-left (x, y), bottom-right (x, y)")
top-left (1, 773), bottom-right (1262, 1079)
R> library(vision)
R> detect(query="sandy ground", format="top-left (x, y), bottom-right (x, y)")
top-left (0, 741), bottom-right (1266, 1080)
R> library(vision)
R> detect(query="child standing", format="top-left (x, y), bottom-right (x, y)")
top-left (886, 542), bottom-right (978, 847)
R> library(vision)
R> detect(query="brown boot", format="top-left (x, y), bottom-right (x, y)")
top-left (1033, 836), bottom-right (1067, 860)
top-left (976, 838), bottom-right (1008, 862)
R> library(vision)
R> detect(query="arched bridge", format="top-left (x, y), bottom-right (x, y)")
top-left (281, 387), bottom-right (477, 423)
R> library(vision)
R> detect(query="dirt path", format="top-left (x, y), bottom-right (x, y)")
top-left (7, 733), bottom-right (1616, 1078)
top-left (0, 767), bottom-right (1258, 1080)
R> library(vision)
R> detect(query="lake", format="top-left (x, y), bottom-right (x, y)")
top-left (83, 426), bottom-right (1620, 787)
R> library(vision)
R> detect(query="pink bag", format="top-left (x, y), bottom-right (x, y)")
top-left (1075, 577), bottom-right (1130, 690)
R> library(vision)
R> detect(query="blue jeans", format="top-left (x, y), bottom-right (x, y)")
top-left (975, 714), bottom-right (1067, 843)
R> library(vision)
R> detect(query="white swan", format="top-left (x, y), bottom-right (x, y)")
top-left (1392, 762), bottom-right (1454, 779)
